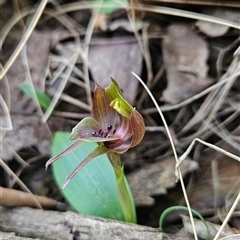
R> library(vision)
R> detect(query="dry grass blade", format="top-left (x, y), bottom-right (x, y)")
top-left (129, 1), bottom-right (153, 109)
top-left (214, 192), bottom-right (240, 240)
top-left (0, 158), bottom-right (42, 209)
top-left (219, 235), bottom-right (240, 240)
top-left (132, 72), bottom-right (199, 240)
top-left (0, 0), bottom-right (48, 79)
top-left (47, 88), bottom-right (91, 112)
top-left (6, 144), bottom-right (29, 168)
top-left (177, 54), bottom-right (239, 144)
top-left (177, 138), bottom-right (240, 166)
top-left (0, 95), bottom-right (12, 133)
top-left (59, 2), bottom-right (240, 29)
top-left (0, 65), bottom-right (12, 137)
top-left (42, 53), bottom-right (79, 123)
top-left (177, 138), bottom-right (240, 239)
top-left (82, 8), bottom-right (100, 107)
top-left (143, 0), bottom-right (240, 8)
top-left (142, 71), bottom-right (240, 114)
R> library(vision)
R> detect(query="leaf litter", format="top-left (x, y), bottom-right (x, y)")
top-left (161, 23), bottom-right (213, 104)
top-left (89, 37), bottom-right (142, 105)
top-left (0, 1), bottom-right (240, 239)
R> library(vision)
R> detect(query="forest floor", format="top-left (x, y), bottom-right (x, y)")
top-left (0, 0), bottom-right (240, 239)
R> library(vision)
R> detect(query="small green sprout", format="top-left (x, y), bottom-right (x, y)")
top-left (92, 0), bottom-right (126, 14)
top-left (20, 83), bottom-right (52, 111)
top-left (159, 206), bottom-right (210, 240)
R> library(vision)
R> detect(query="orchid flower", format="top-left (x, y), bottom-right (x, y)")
top-left (45, 78), bottom-right (145, 189)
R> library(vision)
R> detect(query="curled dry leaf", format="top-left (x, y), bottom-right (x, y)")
top-left (89, 37), bottom-right (142, 105)
top-left (161, 24), bottom-right (213, 104)
top-left (0, 187), bottom-right (57, 209)
top-left (196, 8), bottom-right (240, 37)
top-left (127, 157), bottom-right (198, 206)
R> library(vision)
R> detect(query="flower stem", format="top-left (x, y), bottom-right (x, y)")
top-left (108, 152), bottom-right (136, 223)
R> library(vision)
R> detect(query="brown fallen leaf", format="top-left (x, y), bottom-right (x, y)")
top-left (101, 18), bottom-right (143, 32)
top-left (0, 114), bottom-right (71, 160)
top-left (181, 215), bottom-right (240, 239)
top-left (127, 157), bottom-right (198, 206)
top-left (188, 153), bottom-right (240, 230)
top-left (5, 30), bottom-right (73, 113)
top-left (196, 8), bottom-right (240, 37)
top-left (89, 37), bottom-right (142, 105)
top-left (161, 24), bottom-right (213, 104)
top-left (0, 187), bottom-right (58, 209)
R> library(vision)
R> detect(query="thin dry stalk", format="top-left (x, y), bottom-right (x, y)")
top-left (82, 8), bottom-right (101, 107)
top-left (177, 138), bottom-right (240, 238)
top-left (214, 192), bottom-right (240, 240)
top-left (177, 138), bottom-right (240, 166)
top-left (47, 88), bottom-right (91, 112)
top-left (6, 144), bottom-right (29, 168)
top-left (0, 0), bottom-right (48, 79)
top-left (211, 160), bottom-right (220, 213)
top-left (0, 65), bottom-right (12, 139)
top-left (132, 72), bottom-right (199, 240)
top-left (219, 234), bottom-right (240, 240)
top-left (0, 95), bottom-right (12, 133)
top-left (145, 0), bottom-right (240, 8)
top-left (141, 71), bottom-right (240, 114)
top-left (57, 2), bottom-right (240, 29)
top-left (0, 158), bottom-right (42, 209)
top-left (42, 53), bottom-right (79, 122)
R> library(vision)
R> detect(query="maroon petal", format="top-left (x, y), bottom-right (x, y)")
top-left (45, 140), bottom-right (83, 170)
top-left (113, 110), bottom-right (145, 153)
top-left (106, 115), bottom-right (132, 151)
top-left (70, 117), bottom-right (120, 142)
top-left (129, 110), bottom-right (145, 148)
top-left (92, 83), bottom-right (117, 131)
top-left (61, 144), bottom-right (110, 189)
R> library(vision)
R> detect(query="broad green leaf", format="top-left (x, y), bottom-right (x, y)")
top-left (51, 131), bottom-right (126, 221)
top-left (20, 84), bottom-right (52, 111)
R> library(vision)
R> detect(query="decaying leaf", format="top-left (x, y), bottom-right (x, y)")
top-left (189, 156), bottom-right (240, 207)
top-left (127, 157), bottom-right (198, 206)
top-left (196, 8), bottom-right (240, 37)
top-left (1, 30), bottom-right (73, 160)
top-left (161, 24), bottom-right (213, 104)
top-left (89, 38), bottom-right (142, 105)
top-left (101, 18), bottom-right (143, 32)
top-left (5, 30), bottom-right (72, 112)
top-left (0, 115), bottom-right (71, 160)
top-left (0, 114), bottom-right (51, 160)
top-left (181, 215), bottom-right (239, 239)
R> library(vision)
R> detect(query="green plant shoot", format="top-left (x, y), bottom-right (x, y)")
top-left (92, 0), bottom-right (126, 14)
top-left (51, 131), bottom-right (135, 221)
top-left (20, 83), bottom-right (52, 111)
top-left (159, 206), bottom-right (210, 240)
top-left (46, 78), bottom-right (145, 223)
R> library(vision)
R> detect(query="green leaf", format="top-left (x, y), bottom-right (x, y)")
top-left (51, 131), bottom-right (127, 221)
top-left (92, 0), bottom-right (125, 14)
top-left (20, 83), bottom-right (52, 111)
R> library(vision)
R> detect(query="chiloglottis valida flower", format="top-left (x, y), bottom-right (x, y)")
top-left (45, 78), bottom-right (145, 189)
